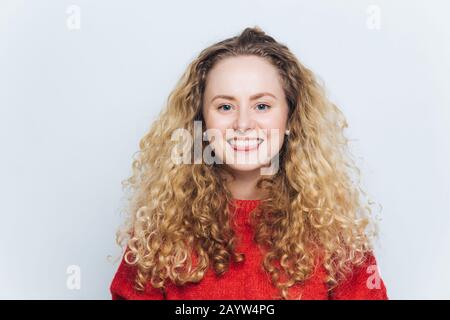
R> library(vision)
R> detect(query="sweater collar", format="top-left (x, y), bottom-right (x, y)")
top-left (231, 198), bottom-right (261, 212)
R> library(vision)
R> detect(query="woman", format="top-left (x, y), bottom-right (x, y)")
top-left (110, 26), bottom-right (388, 300)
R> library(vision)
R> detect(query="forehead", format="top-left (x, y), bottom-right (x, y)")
top-left (204, 55), bottom-right (285, 98)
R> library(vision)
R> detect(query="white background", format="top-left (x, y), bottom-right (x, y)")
top-left (1, 0), bottom-right (449, 299)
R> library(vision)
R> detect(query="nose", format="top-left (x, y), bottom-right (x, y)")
top-left (233, 106), bottom-right (255, 134)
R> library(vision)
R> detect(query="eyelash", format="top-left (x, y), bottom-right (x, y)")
top-left (217, 103), bottom-right (271, 112)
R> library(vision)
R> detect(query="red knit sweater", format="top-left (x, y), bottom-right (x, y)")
top-left (110, 199), bottom-right (388, 300)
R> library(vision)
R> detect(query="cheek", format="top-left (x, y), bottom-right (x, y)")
top-left (257, 115), bottom-right (287, 157)
top-left (204, 113), bottom-right (231, 131)
top-left (259, 114), bottom-right (287, 137)
top-left (203, 115), bottom-right (231, 147)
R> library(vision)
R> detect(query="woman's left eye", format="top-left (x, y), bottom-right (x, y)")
top-left (256, 103), bottom-right (271, 111)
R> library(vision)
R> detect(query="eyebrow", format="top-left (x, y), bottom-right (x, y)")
top-left (210, 92), bottom-right (277, 103)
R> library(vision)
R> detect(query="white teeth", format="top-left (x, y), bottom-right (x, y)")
top-left (227, 138), bottom-right (263, 148)
top-left (231, 140), bottom-right (258, 147)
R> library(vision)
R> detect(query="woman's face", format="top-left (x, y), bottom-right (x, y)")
top-left (202, 55), bottom-right (289, 173)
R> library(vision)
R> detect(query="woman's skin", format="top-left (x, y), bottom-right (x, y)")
top-left (202, 55), bottom-right (290, 200)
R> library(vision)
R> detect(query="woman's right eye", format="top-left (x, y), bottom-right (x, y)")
top-left (218, 104), bottom-right (232, 112)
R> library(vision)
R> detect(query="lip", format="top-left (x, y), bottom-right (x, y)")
top-left (227, 138), bottom-right (264, 152)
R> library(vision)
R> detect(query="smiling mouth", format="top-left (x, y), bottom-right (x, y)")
top-left (227, 138), bottom-right (264, 151)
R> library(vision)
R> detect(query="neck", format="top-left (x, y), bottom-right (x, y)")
top-left (221, 167), bottom-right (266, 200)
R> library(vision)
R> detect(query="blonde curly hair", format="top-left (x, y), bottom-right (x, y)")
top-left (115, 26), bottom-right (380, 300)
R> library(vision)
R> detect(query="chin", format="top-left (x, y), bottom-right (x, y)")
top-left (225, 163), bottom-right (264, 172)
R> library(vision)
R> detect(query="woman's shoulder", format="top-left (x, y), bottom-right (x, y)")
top-left (328, 251), bottom-right (389, 300)
top-left (110, 248), bottom-right (168, 300)
top-left (110, 245), bottom-right (205, 300)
